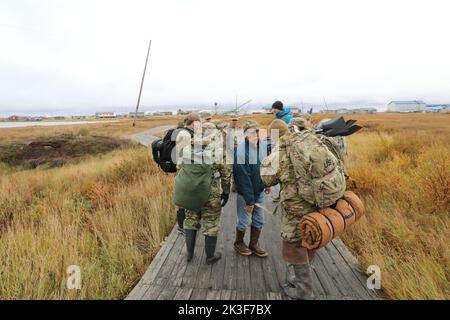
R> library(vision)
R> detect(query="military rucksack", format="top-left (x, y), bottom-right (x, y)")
top-left (152, 128), bottom-right (193, 173)
top-left (286, 130), bottom-right (346, 208)
top-left (172, 130), bottom-right (215, 212)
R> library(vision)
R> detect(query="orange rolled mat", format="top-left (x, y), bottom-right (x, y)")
top-left (300, 191), bottom-right (365, 250)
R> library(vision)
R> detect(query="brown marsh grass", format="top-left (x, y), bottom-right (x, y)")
top-left (0, 112), bottom-right (448, 299)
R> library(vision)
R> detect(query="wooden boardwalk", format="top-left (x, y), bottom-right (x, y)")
top-left (127, 190), bottom-right (382, 300)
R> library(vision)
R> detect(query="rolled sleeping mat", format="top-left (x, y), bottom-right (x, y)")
top-left (300, 191), bottom-right (365, 250)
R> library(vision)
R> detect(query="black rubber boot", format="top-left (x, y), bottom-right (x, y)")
top-left (185, 229), bottom-right (197, 262)
top-left (205, 236), bottom-right (221, 265)
top-left (176, 208), bottom-right (185, 235)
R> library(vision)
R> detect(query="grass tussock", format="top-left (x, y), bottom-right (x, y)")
top-left (0, 145), bottom-right (175, 299)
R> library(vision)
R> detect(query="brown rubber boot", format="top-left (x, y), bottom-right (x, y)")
top-left (249, 226), bottom-right (268, 257)
top-left (234, 228), bottom-right (252, 256)
top-left (282, 263), bottom-right (314, 300)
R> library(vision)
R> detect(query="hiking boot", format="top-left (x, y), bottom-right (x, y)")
top-left (281, 264), bottom-right (314, 300)
top-left (177, 208), bottom-right (185, 236)
top-left (185, 229), bottom-right (197, 262)
top-left (248, 226), bottom-right (268, 257)
top-left (205, 236), bottom-right (221, 265)
top-left (234, 228), bottom-right (252, 256)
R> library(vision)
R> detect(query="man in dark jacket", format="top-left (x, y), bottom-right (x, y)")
top-left (233, 120), bottom-right (270, 257)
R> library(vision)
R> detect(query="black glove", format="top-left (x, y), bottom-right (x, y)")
top-left (221, 193), bottom-right (229, 207)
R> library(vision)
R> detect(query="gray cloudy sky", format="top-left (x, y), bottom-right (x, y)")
top-left (1, 0), bottom-right (450, 113)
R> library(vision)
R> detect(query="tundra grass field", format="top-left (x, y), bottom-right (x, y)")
top-left (0, 113), bottom-right (448, 299)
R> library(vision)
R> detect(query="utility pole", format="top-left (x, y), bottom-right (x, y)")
top-left (133, 39), bottom-right (152, 127)
top-left (323, 96), bottom-right (328, 112)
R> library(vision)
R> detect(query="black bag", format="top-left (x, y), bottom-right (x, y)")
top-left (151, 128), bottom-right (192, 173)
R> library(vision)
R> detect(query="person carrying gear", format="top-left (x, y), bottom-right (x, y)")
top-left (260, 120), bottom-right (317, 300)
top-left (175, 112), bottom-right (232, 265)
top-left (271, 100), bottom-right (293, 125)
top-left (233, 120), bottom-right (270, 257)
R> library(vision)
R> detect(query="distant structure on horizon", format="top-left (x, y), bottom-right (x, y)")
top-left (320, 107), bottom-right (377, 114)
top-left (386, 100), bottom-right (450, 113)
top-left (386, 100), bottom-right (426, 113)
top-left (95, 112), bottom-right (117, 118)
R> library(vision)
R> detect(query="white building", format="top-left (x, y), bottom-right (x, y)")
top-left (387, 101), bottom-right (426, 113)
top-left (95, 112), bottom-right (117, 118)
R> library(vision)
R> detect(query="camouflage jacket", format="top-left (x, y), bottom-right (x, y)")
top-left (260, 132), bottom-right (315, 215)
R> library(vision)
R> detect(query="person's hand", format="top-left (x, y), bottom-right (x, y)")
top-left (264, 187), bottom-right (271, 194)
top-left (245, 204), bottom-right (255, 214)
top-left (221, 193), bottom-right (229, 207)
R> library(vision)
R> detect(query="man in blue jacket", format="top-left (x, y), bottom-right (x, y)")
top-left (271, 100), bottom-right (293, 124)
top-left (233, 120), bottom-right (270, 257)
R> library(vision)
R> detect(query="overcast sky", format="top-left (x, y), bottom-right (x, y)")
top-left (1, 0), bottom-right (449, 113)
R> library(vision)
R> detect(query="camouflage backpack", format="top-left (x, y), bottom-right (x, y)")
top-left (286, 129), bottom-right (346, 208)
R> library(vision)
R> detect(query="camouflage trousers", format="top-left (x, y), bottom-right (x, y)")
top-left (184, 180), bottom-right (222, 237)
top-left (281, 199), bottom-right (316, 243)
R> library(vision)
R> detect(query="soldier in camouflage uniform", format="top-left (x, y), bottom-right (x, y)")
top-left (260, 117), bottom-right (316, 299)
top-left (177, 113), bottom-right (232, 264)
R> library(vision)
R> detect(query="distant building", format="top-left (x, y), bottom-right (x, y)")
top-left (95, 112), bottom-right (117, 118)
top-left (387, 101), bottom-right (426, 113)
top-left (30, 116), bottom-right (44, 121)
top-left (129, 111), bottom-right (145, 118)
top-left (353, 107), bottom-right (377, 114)
top-left (425, 104), bottom-right (450, 113)
top-left (53, 116), bottom-right (66, 120)
top-left (153, 111), bottom-right (173, 116)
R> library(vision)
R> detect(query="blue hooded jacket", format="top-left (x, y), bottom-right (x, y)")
top-left (233, 138), bottom-right (268, 205)
top-left (275, 107), bottom-right (293, 124)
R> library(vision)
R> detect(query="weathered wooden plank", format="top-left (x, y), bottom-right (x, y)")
top-left (331, 238), bottom-right (383, 299)
top-left (266, 292), bottom-right (283, 300)
top-left (142, 284), bottom-right (164, 300)
top-left (157, 285), bottom-right (177, 300)
top-left (324, 243), bottom-right (372, 299)
top-left (205, 289), bottom-right (222, 300)
top-left (248, 255), bottom-right (268, 297)
top-left (312, 249), bottom-right (342, 297)
top-left (220, 289), bottom-right (233, 300)
top-left (258, 235), bottom-right (281, 293)
top-left (181, 231), bottom-right (205, 287)
top-left (139, 226), bottom-right (179, 285)
top-left (126, 281), bottom-right (144, 299)
top-left (318, 244), bottom-right (355, 297)
top-left (154, 233), bottom-right (185, 286)
top-left (190, 288), bottom-right (208, 300)
top-left (173, 287), bottom-right (193, 300)
top-left (126, 283), bottom-right (150, 300)
top-left (310, 264), bottom-right (327, 297)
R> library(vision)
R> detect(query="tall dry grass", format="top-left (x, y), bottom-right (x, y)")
top-left (0, 113), bottom-right (448, 300)
top-left (340, 114), bottom-right (450, 300)
top-left (0, 145), bottom-right (175, 299)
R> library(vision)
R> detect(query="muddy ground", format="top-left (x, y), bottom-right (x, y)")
top-left (0, 133), bottom-right (132, 169)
